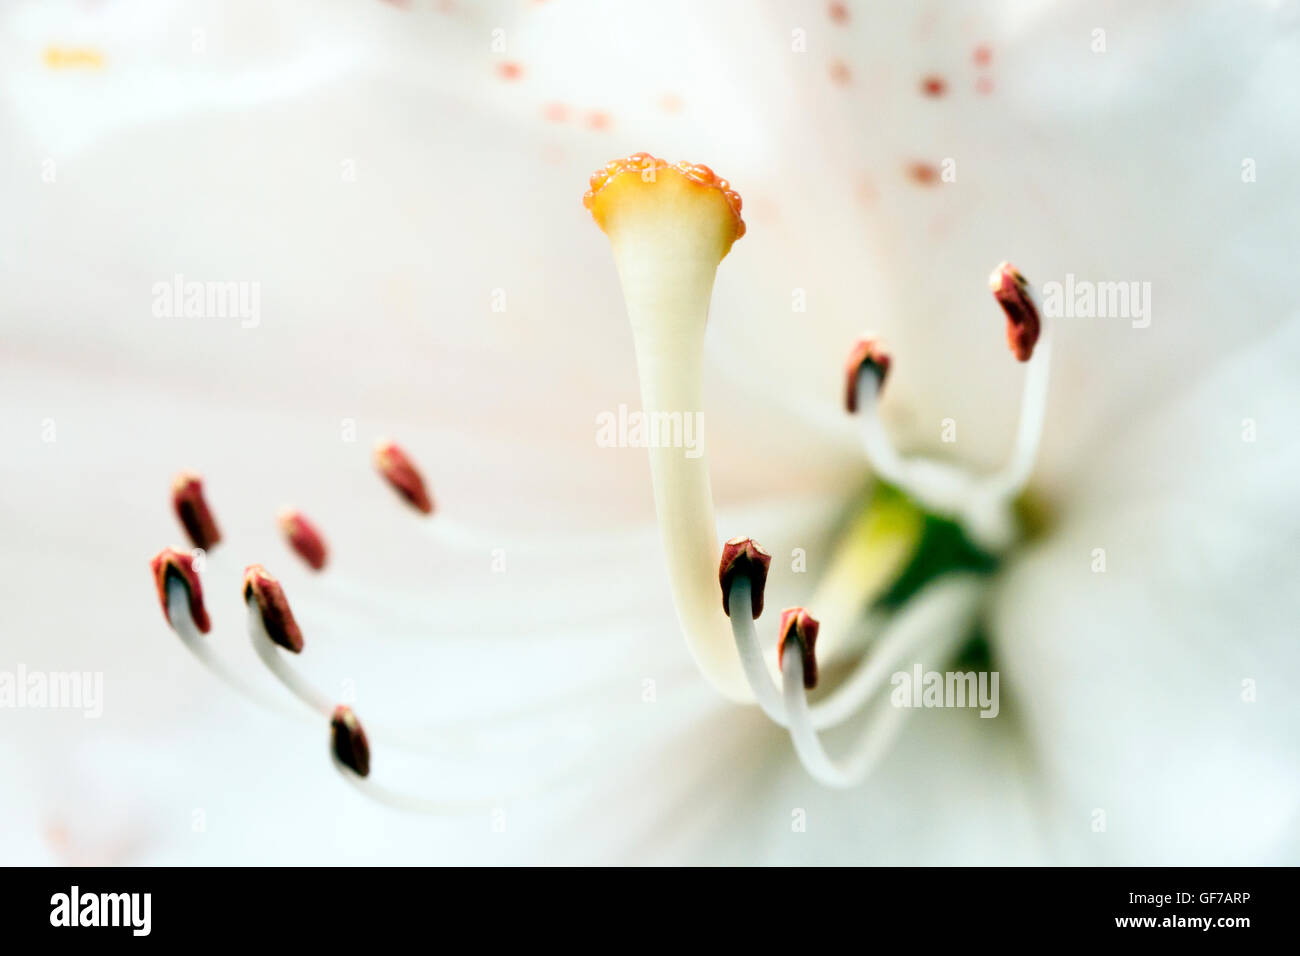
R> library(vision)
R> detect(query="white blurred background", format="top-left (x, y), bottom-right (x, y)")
top-left (1, 0), bottom-right (1297, 865)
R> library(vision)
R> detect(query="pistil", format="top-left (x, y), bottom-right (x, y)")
top-left (586, 153), bottom-right (750, 699)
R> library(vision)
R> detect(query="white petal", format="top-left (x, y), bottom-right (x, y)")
top-left (0, 367), bottom-right (1037, 861)
top-left (992, 315), bottom-right (1300, 863)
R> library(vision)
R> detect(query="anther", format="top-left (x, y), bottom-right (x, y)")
top-left (331, 705), bottom-right (371, 778)
top-left (989, 261), bottom-right (1041, 362)
top-left (277, 508), bottom-right (328, 571)
top-left (171, 472), bottom-right (221, 551)
top-left (374, 441), bottom-right (434, 515)
top-left (243, 564), bottom-right (303, 653)
top-left (149, 547), bottom-right (210, 634)
top-left (844, 336), bottom-right (891, 413)
top-left (718, 537), bottom-right (772, 618)
top-left (777, 607), bottom-right (820, 690)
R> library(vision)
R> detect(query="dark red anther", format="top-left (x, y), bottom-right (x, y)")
top-left (331, 706), bottom-right (370, 778)
top-left (150, 547), bottom-right (210, 634)
top-left (718, 536), bottom-right (772, 619)
top-left (844, 336), bottom-right (892, 412)
top-left (777, 607), bottom-right (820, 690)
top-left (171, 472), bottom-right (221, 551)
top-left (374, 441), bottom-right (435, 515)
top-left (989, 261), bottom-right (1042, 362)
top-left (277, 509), bottom-right (328, 571)
top-left (243, 564), bottom-right (303, 653)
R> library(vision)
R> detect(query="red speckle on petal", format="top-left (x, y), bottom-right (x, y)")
top-left (660, 93), bottom-right (683, 113)
top-left (585, 110), bottom-right (612, 130)
top-left (976, 75), bottom-right (994, 95)
top-left (973, 44), bottom-right (992, 67)
top-left (829, 60), bottom-right (852, 86)
top-left (920, 74), bottom-right (946, 97)
top-left (543, 102), bottom-right (568, 122)
top-left (906, 162), bottom-right (940, 186)
top-left (828, 2), bottom-right (849, 25)
top-left (497, 61), bottom-right (523, 81)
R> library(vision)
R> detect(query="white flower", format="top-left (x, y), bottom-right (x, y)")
top-left (1, 0), bottom-right (1296, 864)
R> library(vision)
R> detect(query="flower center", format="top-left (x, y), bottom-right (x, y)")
top-left (872, 482), bottom-right (1002, 611)
top-left (584, 154), bottom-right (1053, 786)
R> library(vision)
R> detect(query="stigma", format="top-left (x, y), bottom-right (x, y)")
top-left (585, 152), bottom-right (745, 253)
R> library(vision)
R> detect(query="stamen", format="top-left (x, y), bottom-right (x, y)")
top-left (330, 705), bottom-right (370, 777)
top-left (243, 564), bottom-right (303, 652)
top-left (276, 508), bottom-right (329, 571)
top-left (984, 262), bottom-right (1052, 501)
top-left (722, 514), bottom-right (936, 732)
top-left (586, 153), bottom-right (750, 699)
top-left (727, 566), bottom-right (986, 779)
top-left (729, 575), bottom-right (968, 732)
top-left (989, 261), bottom-right (1041, 363)
top-left (777, 607), bottom-right (820, 689)
top-left (984, 330), bottom-right (1052, 502)
top-left (327, 708), bottom-right (495, 814)
top-left (718, 536), bottom-right (771, 619)
top-left (849, 358), bottom-right (977, 527)
top-left (171, 472), bottom-right (221, 551)
top-left (780, 574), bottom-right (985, 788)
top-left (853, 373), bottom-right (909, 489)
top-left (726, 577), bottom-right (786, 724)
top-left (152, 550), bottom-right (299, 718)
top-left (374, 440), bottom-right (434, 515)
top-left (843, 336), bottom-right (891, 413)
top-left (246, 591), bottom-right (335, 717)
top-left (244, 586), bottom-right (449, 754)
top-left (804, 573), bottom-right (983, 729)
top-left (782, 650), bottom-right (908, 789)
top-left (150, 547), bottom-right (210, 633)
top-left (844, 262), bottom-right (1053, 545)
